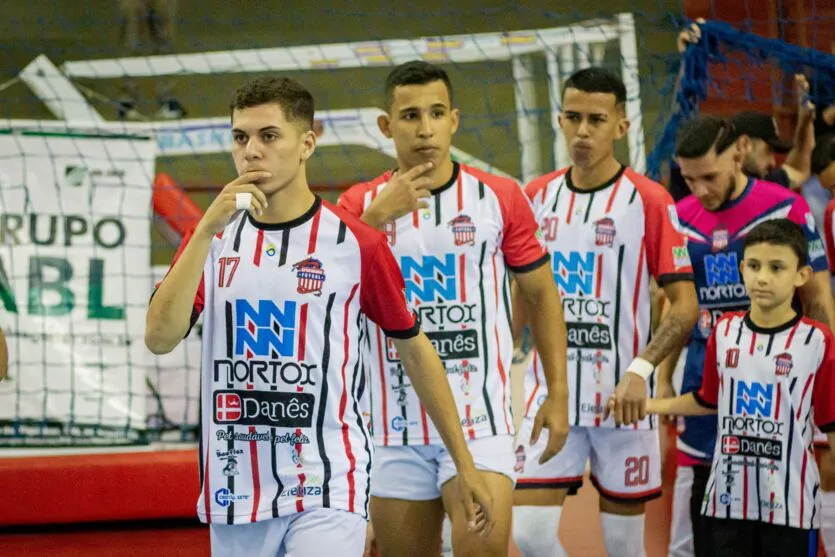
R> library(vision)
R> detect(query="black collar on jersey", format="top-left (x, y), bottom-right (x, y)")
top-left (392, 161), bottom-right (460, 197)
top-left (246, 195), bottom-right (321, 230)
top-left (744, 310), bottom-right (801, 335)
top-left (565, 165), bottom-right (625, 194)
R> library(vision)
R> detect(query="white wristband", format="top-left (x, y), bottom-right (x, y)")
top-left (626, 357), bottom-right (655, 380)
top-left (235, 192), bottom-right (252, 211)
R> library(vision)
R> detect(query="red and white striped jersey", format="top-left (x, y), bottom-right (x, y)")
top-left (696, 312), bottom-right (835, 529)
top-left (156, 197), bottom-right (418, 525)
top-left (339, 162), bottom-right (548, 445)
top-left (523, 166), bottom-right (694, 429)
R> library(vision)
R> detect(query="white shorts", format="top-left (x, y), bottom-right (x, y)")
top-left (370, 435), bottom-right (515, 500)
top-left (514, 419), bottom-right (662, 502)
top-left (209, 507), bottom-right (366, 557)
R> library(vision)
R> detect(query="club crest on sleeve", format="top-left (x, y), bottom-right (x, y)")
top-left (292, 257), bottom-right (326, 296)
top-left (594, 217), bottom-right (616, 247)
top-left (448, 214), bottom-right (476, 246)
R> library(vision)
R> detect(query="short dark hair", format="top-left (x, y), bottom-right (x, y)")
top-left (743, 219), bottom-right (809, 267)
top-left (384, 61), bottom-right (453, 110)
top-left (812, 133), bottom-right (835, 175)
top-left (675, 115), bottom-right (739, 159)
top-left (561, 68), bottom-right (626, 105)
top-left (230, 77), bottom-right (314, 129)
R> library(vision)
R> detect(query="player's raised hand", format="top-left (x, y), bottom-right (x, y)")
top-left (456, 468), bottom-right (495, 538)
top-left (195, 171), bottom-right (271, 237)
top-left (364, 162), bottom-right (435, 228)
top-left (795, 74), bottom-right (816, 122)
top-left (530, 394), bottom-right (569, 464)
top-left (677, 18), bottom-right (705, 53)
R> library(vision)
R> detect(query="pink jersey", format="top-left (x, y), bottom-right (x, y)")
top-left (697, 312), bottom-right (835, 528)
top-left (523, 166), bottom-right (694, 429)
top-left (339, 162), bottom-right (548, 445)
top-left (157, 197), bottom-right (418, 524)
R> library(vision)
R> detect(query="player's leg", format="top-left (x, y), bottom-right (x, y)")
top-left (590, 428), bottom-right (662, 557)
top-left (210, 517), bottom-right (287, 557)
top-left (816, 439), bottom-right (835, 556)
top-left (511, 421), bottom-right (589, 557)
top-left (439, 435), bottom-right (516, 557)
top-left (701, 516), bottom-right (754, 557)
top-left (279, 507), bottom-right (367, 557)
top-left (757, 521), bottom-right (820, 557)
top-left (688, 464), bottom-right (712, 557)
top-left (668, 463), bottom-right (695, 557)
top-left (369, 445), bottom-right (446, 557)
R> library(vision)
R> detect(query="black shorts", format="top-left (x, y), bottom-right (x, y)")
top-left (703, 516), bottom-right (818, 557)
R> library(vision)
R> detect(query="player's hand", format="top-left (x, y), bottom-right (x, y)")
top-left (795, 74), bottom-right (816, 122)
top-left (655, 377), bottom-right (677, 425)
top-left (603, 371), bottom-right (648, 426)
top-left (363, 522), bottom-right (378, 557)
top-left (677, 18), bottom-right (705, 53)
top-left (364, 162), bottom-right (434, 228)
top-left (530, 394), bottom-right (569, 464)
top-left (455, 467), bottom-right (495, 538)
top-left (194, 171), bottom-right (271, 237)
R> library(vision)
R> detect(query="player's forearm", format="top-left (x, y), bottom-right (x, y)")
top-left (360, 204), bottom-right (386, 230)
top-left (647, 392), bottom-right (715, 417)
top-left (145, 229), bottom-right (212, 354)
top-left (656, 344), bottom-right (682, 387)
top-left (784, 112), bottom-right (815, 182)
top-left (639, 296), bottom-right (698, 366)
top-left (397, 334), bottom-right (476, 472)
top-left (510, 280), bottom-right (529, 346)
top-left (800, 273), bottom-right (835, 328)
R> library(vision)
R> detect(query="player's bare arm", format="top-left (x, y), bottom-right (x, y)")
top-left (782, 74), bottom-right (816, 190)
top-left (145, 172), bottom-right (270, 354)
top-left (799, 271), bottom-right (835, 328)
top-left (0, 327), bottom-right (7, 381)
top-left (360, 162), bottom-right (435, 229)
top-left (510, 279), bottom-right (528, 346)
top-left (392, 333), bottom-right (495, 537)
top-left (607, 280), bottom-right (698, 426)
top-left (645, 392), bottom-right (716, 417)
top-left (513, 263), bottom-right (569, 463)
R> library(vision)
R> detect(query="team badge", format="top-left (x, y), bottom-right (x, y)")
top-left (593, 217), bottom-right (616, 247)
top-left (775, 352), bottom-right (793, 377)
top-left (448, 214), bottom-right (477, 246)
top-left (513, 445), bottom-right (526, 474)
top-left (292, 257), bottom-right (326, 296)
top-left (712, 226), bottom-right (729, 251)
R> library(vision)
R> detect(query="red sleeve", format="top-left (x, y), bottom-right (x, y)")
top-left (337, 184), bottom-right (367, 219)
top-left (630, 170), bottom-right (694, 286)
top-left (153, 228), bottom-right (205, 333)
top-left (695, 325), bottom-right (721, 408)
top-left (483, 177), bottom-right (548, 273)
top-left (359, 234), bottom-right (420, 338)
top-left (825, 200), bottom-right (835, 274)
top-left (813, 328), bottom-right (835, 431)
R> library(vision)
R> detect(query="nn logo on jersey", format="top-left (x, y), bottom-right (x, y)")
top-left (735, 381), bottom-right (773, 417)
top-left (704, 252), bottom-right (740, 286)
top-left (593, 217), bottom-right (616, 247)
top-left (402, 254), bottom-right (457, 303)
top-left (553, 251), bottom-right (597, 297)
top-left (235, 299), bottom-right (296, 358)
top-left (292, 257), bottom-right (326, 296)
top-left (448, 214), bottom-right (476, 246)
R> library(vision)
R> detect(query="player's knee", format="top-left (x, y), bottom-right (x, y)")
top-left (512, 505), bottom-right (562, 557)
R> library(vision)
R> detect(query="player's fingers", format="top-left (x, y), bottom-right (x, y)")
top-left (404, 161), bottom-right (435, 178)
top-left (530, 413), bottom-right (544, 445)
top-left (230, 170), bottom-right (272, 189)
top-left (417, 200), bottom-right (430, 210)
top-left (414, 187), bottom-right (432, 199)
top-left (614, 397), bottom-right (624, 426)
top-left (602, 396), bottom-right (614, 422)
top-left (461, 483), bottom-right (477, 530)
top-left (540, 430), bottom-right (561, 464)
